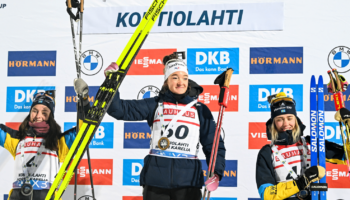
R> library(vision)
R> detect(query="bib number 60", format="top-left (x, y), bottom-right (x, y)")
top-left (161, 125), bottom-right (189, 139)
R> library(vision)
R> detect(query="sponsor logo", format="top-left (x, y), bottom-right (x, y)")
top-left (124, 122), bottom-right (151, 149)
top-left (117, 9), bottom-right (243, 28)
top-left (0, 4), bottom-right (6, 9)
top-left (250, 47), bottom-right (303, 74)
top-left (187, 48), bottom-right (239, 75)
top-left (69, 159), bottom-right (113, 185)
top-left (8, 51), bottom-right (56, 76)
top-left (324, 84), bottom-right (350, 111)
top-left (324, 122), bottom-right (350, 188)
top-left (248, 122), bottom-right (270, 149)
top-left (5, 122), bottom-right (21, 130)
top-left (4, 195), bottom-right (8, 200)
top-left (201, 160), bottom-right (237, 187)
top-left (6, 86), bottom-right (55, 112)
top-left (65, 86), bottom-right (99, 112)
top-left (249, 85), bottom-right (303, 112)
top-left (325, 122), bottom-right (347, 146)
top-left (122, 197), bottom-right (142, 200)
top-left (137, 86), bottom-right (160, 99)
top-left (123, 159), bottom-right (144, 186)
top-left (80, 50), bottom-right (103, 76)
top-left (326, 162), bottom-right (350, 188)
top-left (198, 85), bottom-right (239, 112)
top-left (327, 46), bottom-right (350, 73)
top-left (128, 49), bottom-right (177, 75)
top-left (64, 122), bottom-right (114, 148)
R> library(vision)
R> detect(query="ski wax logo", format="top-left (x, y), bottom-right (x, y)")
top-left (249, 85), bottom-right (303, 112)
top-left (326, 162), bottom-right (350, 188)
top-left (123, 159), bottom-right (144, 186)
top-left (328, 46), bottom-right (350, 73)
top-left (201, 160), bottom-right (237, 187)
top-left (250, 47), bottom-right (303, 74)
top-left (64, 122), bottom-right (114, 148)
top-left (198, 85), bottom-right (239, 112)
top-left (187, 48), bottom-right (239, 75)
top-left (324, 84), bottom-right (350, 111)
top-left (0, 4), bottom-right (6, 9)
top-left (124, 122), bottom-right (151, 149)
top-left (69, 159), bottom-right (113, 185)
top-left (249, 122), bottom-right (270, 149)
top-left (8, 51), bottom-right (56, 76)
top-left (5, 122), bottom-right (21, 131)
top-left (79, 50), bottom-right (103, 76)
top-left (137, 86), bottom-right (160, 99)
top-left (128, 49), bottom-right (177, 75)
top-left (6, 86), bottom-right (55, 112)
top-left (65, 86), bottom-right (100, 112)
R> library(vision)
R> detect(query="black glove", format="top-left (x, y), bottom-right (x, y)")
top-left (214, 68), bottom-right (233, 87)
top-left (295, 166), bottom-right (325, 190)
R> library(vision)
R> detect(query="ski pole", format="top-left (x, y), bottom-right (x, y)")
top-left (328, 70), bottom-right (350, 181)
top-left (203, 68), bottom-right (233, 200)
top-left (78, 0), bottom-right (84, 78)
top-left (332, 69), bottom-right (350, 179)
top-left (67, 0), bottom-right (82, 78)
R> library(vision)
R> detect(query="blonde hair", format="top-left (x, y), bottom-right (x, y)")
top-left (270, 116), bottom-right (300, 144)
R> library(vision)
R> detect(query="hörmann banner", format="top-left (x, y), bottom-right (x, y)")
top-left (83, 2), bottom-right (283, 34)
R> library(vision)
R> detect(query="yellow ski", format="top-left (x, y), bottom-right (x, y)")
top-left (45, 0), bottom-right (168, 199)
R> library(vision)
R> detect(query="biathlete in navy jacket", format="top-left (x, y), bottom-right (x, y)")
top-left (106, 53), bottom-right (226, 200)
top-left (0, 79), bottom-right (90, 200)
top-left (256, 92), bottom-right (350, 200)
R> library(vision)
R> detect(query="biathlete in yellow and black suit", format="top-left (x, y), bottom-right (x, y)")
top-left (256, 92), bottom-right (350, 200)
top-left (0, 79), bottom-right (90, 200)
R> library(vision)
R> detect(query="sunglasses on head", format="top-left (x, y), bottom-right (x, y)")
top-left (268, 94), bottom-right (296, 107)
top-left (33, 90), bottom-right (56, 104)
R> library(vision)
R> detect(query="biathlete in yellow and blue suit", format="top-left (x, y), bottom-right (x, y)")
top-left (0, 79), bottom-right (90, 200)
top-left (256, 92), bottom-right (350, 200)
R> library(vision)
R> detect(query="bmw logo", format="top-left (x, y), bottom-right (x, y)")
top-left (328, 46), bottom-right (350, 72)
top-left (80, 50), bottom-right (103, 76)
top-left (137, 85), bottom-right (160, 99)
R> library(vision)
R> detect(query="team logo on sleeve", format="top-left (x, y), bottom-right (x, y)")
top-left (80, 50), bottom-right (103, 76)
top-left (328, 46), bottom-right (350, 73)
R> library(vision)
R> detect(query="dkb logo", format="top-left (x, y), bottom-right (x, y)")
top-left (123, 159), bottom-right (144, 186)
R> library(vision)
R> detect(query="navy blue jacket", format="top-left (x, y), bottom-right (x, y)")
top-left (107, 82), bottom-right (226, 189)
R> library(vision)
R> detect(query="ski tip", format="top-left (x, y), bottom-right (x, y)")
top-left (311, 75), bottom-right (316, 83)
top-left (318, 75), bottom-right (323, 84)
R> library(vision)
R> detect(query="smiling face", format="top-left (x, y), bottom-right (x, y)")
top-left (274, 114), bottom-right (296, 133)
top-left (30, 104), bottom-right (51, 123)
top-left (166, 71), bottom-right (189, 95)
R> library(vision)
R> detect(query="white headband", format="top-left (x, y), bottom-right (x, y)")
top-left (164, 59), bottom-right (188, 81)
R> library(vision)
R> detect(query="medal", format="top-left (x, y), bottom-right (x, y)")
top-left (21, 183), bottom-right (33, 196)
top-left (158, 137), bottom-right (170, 150)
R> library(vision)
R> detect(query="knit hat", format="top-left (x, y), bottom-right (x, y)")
top-left (164, 59), bottom-right (188, 81)
top-left (30, 90), bottom-right (56, 117)
top-left (269, 92), bottom-right (297, 120)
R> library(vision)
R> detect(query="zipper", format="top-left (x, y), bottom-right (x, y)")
top-left (171, 159), bottom-right (174, 187)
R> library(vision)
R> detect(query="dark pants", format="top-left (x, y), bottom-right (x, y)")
top-left (9, 189), bottom-right (54, 200)
top-left (143, 185), bottom-right (202, 200)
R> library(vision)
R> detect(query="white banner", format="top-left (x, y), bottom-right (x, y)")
top-left (83, 2), bottom-right (284, 34)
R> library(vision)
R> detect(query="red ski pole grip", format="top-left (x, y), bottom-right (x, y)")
top-left (333, 92), bottom-right (345, 111)
top-left (218, 87), bottom-right (229, 108)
